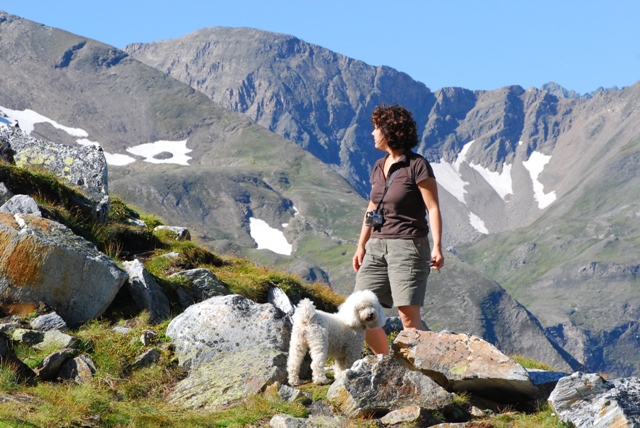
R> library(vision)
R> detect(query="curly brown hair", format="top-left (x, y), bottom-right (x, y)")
top-left (371, 104), bottom-right (419, 151)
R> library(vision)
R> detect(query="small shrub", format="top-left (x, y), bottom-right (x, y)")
top-left (510, 354), bottom-right (555, 371)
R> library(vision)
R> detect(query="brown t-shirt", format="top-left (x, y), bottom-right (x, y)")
top-left (369, 151), bottom-right (435, 239)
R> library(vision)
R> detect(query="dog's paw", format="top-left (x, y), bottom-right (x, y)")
top-left (312, 376), bottom-right (331, 385)
top-left (288, 377), bottom-right (302, 387)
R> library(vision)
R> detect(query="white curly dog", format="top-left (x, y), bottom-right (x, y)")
top-left (287, 289), bottom-right (386, 386)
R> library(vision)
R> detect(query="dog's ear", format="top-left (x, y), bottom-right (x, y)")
top-left (374, 301), bottom-right (386, 329)
top-left (339, 293), bottom-right (363, 328)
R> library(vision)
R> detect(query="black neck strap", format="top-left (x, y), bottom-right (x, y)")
top-left (376, 169), bottom-right (400, 212)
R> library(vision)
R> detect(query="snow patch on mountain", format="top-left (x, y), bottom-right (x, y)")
top-left (469, 162), bottom-right (513, 199)
top-left (431, 140), bottom-right (514, 204)
top-left (126, 140), bottom-right (192, 165)
top-left (0, 106), bottom-right (191, 167)
top-left (431, 141), bottom-right (473, 204)
top-left (0, 106), bottom-right (88, 137)
top-left (249, 217), bottom-right (292, 255)
top-left (523, 151), bottom-right (556, 209)
top-left (469, 212), bottom-right (489, 234)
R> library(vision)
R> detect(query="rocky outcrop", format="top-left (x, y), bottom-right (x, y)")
top-left (393, 330), bottom-right (539, 403)
top-left (1, 127), bottom-right (110, 222)
top-left (327, 354), bottom-right (456, 419)
top-left (549, 372), bottom-right (640, 427)
top-left (0, 213), bottom-right (127, 326)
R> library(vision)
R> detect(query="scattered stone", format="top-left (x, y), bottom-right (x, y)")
top-left (277, 384), bottom-right (312, 404)
top-left (393, 330), bottom-right (538, 403)
top-left (0, 195), bottom-right (41, 216)
top-left (122, 259), bottom-right (171, 324)
top-left (132, 348), bottom-right (161, 369)
top-left (126, 217), bottom-right (147, 227)
top-left (0, 321), bottom-right (21, 335)
top-left (549, 372), bottom-right (640, 427)
top-left (166, 294), bottom-right (291, 369)
top-left (327, 354), bottom-right (455, 419)
top-left (34, 348), bottom-right (76, 380)
top-left (29, 312), bottom-right (68, 332)
top-left (10, 328), bottom-right (44, 346)
top-left (527, 368), bottom-right (567, 400)
top-left (380, 405), bottom-right (425, 425)
top-left (112, 326), bottom-right (133, 335)
top-left (269, 414), bottom-right (307, 428)
top-left (154, 225), bottom-right (191, 240)
top-left (33, 330), bottom-right (80, 351)
top-left (269, 413), bottom-right (349, 428)
top-left (6, 127), bottom-right (110, 222)
top-left (166, 295), bottom-right (292, 411)
top-left (169, 268), bottom-right (230, 308)
top-left (0, 182), bottom-right (14, 205)
top-left (268, 285), bottom-right (294, 319)
top-left (59, 355), bottom-right (97, 384)
top-left (140, 330), bottom-right (158, 346)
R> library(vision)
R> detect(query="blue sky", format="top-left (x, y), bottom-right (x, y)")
top-left (3, 1), bottom-right (639, 94)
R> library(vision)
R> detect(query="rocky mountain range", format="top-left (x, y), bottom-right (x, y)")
top-left (1, 11), bottom-right (638, 377)
top-left (123, 27), bottom-right (640, 378)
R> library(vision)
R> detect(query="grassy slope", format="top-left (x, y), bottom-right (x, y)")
top-left (0, 164), bottom-right (568, 427)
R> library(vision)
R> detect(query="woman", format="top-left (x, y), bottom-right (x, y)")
top-left (352, 103), bottom-right (444, 355)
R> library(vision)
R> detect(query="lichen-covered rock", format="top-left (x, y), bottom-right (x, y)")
top-left (33, 330), bottom-right (80, 351)
top-left (1, 127), bottom-right (110, 222)
top-left (393, 330), bottom-right (538, 403)
top-left (327, 354), bottom-right (455, 418)
top-left (0, 213), bottom-right (127, 326)
top-left (166, 294), bottom-right (292, 411)
top-left (169, 347), bottom-right (288, 410)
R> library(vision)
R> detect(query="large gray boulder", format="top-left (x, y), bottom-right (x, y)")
top-left (393, 330), bottom-right (539, 403)
top-left (549, 372), bottom-right (640, 427)
top-left (327, 354), bottom-right (456, 419)
top-left (167, 294), bottom-right (291, 369)
top-left (0, 213), bottom-right (127, 326)
top-left (166, 294), bottom-right (291, 410)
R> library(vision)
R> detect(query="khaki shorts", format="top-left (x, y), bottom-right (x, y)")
top-left (354, 237), bottom-right (431, 308)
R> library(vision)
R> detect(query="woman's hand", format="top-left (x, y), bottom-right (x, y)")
top-left (430, 248), bottom-right (444, 271)
top-left (353, 246), bottom-right (366, 272)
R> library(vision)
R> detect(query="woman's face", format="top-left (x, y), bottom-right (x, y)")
top-left (372, 127), bottom-right (388, 151)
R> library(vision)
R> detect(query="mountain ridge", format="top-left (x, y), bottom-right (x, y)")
top-left (0, 11), bottom-right (577, 372)
top-left (123, 26), bottom-right (640, 377)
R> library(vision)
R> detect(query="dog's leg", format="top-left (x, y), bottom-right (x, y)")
top-left (287, 328), bottom-right (308, 386)
top-left (307, 326), bottom-right (331, 385)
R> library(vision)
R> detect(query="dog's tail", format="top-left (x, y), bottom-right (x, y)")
top-left (293, 298), bottom-right (316, 326)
